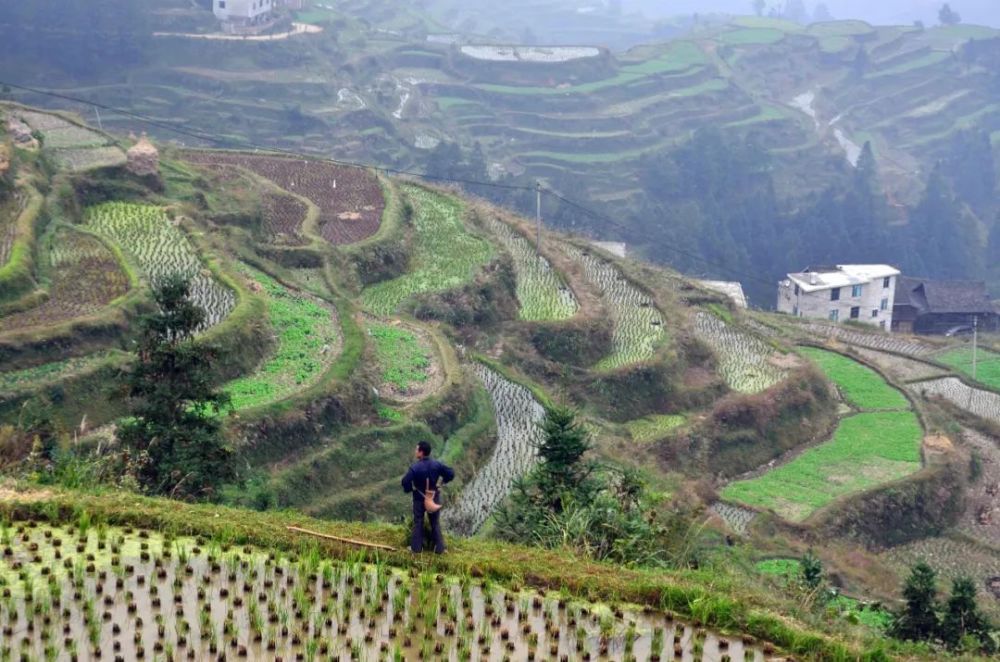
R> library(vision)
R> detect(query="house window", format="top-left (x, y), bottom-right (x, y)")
top-left (830, 288), bottom-right (841, 301)
top-left (852, 284), bottom-right (863, 297)
top-left (829, 309), bottom-right (839, 322)
top-left (880, 321), bottom-right (886, 330)
top-left (880, 297), bottom-right (888, 311)
top-left (218, 0), bottom-right (226, 7)
top-left (794, 283), bottom-right (799, 296)
top-left (883, 277), bottom-right (891, 288)
top-left (871, 309), bottom-right (879, 318)
top-left (850, 306), bottom-right (860, 319)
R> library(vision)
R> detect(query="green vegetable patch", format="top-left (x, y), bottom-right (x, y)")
top-left (798, 347), bottom-right (909, 410)
top-left (934, 346), bottom-right (1000, 392)
top-left (223, 267), bottom-right (340, 411)
top-left (721, 411), bottom-right (922, 521)
top-left (368, 320), bottom-right (432, 396)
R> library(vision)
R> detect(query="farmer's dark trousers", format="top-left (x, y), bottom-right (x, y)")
top-left (411, 494), bottom-right (445, 554)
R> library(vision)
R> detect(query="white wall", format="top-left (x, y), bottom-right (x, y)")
top-left (213, 0), bottom-right (273, 22)
top-left (778, 276), bottom-right (896, 330)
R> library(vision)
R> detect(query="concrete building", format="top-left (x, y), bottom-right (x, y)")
top-left (777, 265), bottom-right (900, 331)
top-left (213, 0), bottom-right (275, 33)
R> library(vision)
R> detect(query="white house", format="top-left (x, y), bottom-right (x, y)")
top-left (213, 0), bottom-right (275, 32)
top-left (777, 265), bottom-right (900, 331)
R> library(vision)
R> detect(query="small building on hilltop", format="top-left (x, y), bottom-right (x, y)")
top-left (212, 0), bottom-right (276, 34)
top-left (892, 277), bottom-right (999, 334)
top-left (777, 264), bottom-right (900, 331)
top-left (126, 133), bottom-right (159, 177)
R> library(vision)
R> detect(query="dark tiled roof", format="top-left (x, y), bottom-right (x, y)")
top-left (895, 277), bottom-right (997, 315)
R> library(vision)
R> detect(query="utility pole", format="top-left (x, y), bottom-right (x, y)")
top-left (94, 107), bottom-right (103, 132)
top-left (535, 181), bottom-right (542, 257)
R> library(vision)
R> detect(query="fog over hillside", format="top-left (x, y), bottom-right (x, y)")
top-left (627, 0), bottom-right (999, 26)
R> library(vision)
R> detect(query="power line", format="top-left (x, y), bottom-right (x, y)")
top-left (1, 80), bottom-right (775, 288)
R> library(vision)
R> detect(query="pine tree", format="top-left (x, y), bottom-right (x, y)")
top-left (939, 4), bottom-right (961, 26)
top-left (893, 561), bottom-right (940, 641)
top-left (941, 576), bottom-right (993, 650)
top-left (534, 407), bottom-right (595, 512)
top-left (801, 551), bottom-right (824, 590)
top-left (118, 275), bottom-right (233, 500)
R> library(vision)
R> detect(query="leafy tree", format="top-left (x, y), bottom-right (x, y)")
top-left (752, 0), bottom-right (767, 17)
top-left (939, 4), bottom-right (961, 25)
top-left (941, 577), bottom-right (994, 651)
top-left (893, 561), bottom-right (940, 641)
top-left (801, 550), bottom-right (824, 590)
top-left (118, 275), bottom-right (233, 500)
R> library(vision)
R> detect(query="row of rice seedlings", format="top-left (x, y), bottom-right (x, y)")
top-left (695, 312), bottom-right (787, 393)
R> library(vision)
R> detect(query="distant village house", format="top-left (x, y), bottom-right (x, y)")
top-left (892, 277), bottom-right (999, 335)
top-left (777, 265), bottom-right (899, 331)
top-left (213, 0), bottom-right (278, 34)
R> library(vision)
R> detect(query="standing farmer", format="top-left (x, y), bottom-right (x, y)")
top-left (402, 441), bottom-right (455, 553)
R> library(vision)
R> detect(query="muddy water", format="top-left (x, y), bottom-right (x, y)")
top-left (0, 523), bottom-right (773, 661)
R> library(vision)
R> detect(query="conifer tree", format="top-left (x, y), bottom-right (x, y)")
top-left (941, 577), bottom-right (993, 650)
top-left (893, 561), bottom-right (940, 641)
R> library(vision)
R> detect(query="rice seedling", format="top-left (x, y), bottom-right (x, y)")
top-left (695, 312), bottom-right (787, 393)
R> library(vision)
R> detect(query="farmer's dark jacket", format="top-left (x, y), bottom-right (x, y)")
top-left (402, 458), bottom-right (455, 500)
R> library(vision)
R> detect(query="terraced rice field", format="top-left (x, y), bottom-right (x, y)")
top-left (881, 537), bottom-right (1000, 617)
top-left (695, 313), bottom-right (787, 394)
top-left (721, 412), bottom-right (923, 521)
top-left (799, 323), bottom-right (933, 356)
top-left (625, 414), bottom-right (685, 443)
top-left (564, 247), bottom-right (664, 371)
top-left (362, 186), bottom-right (492, 316)
top-left (367, 319), bottom-right (438, 401)
top-left (912, 377), bottom-right (1000, 426)
top-left (0, 227), bottom-right (129, 333)
top-left (15, 110), bottom-right (125, 172)
top-left (483, 216), bottom-right (576, 322)
top-left (709, 502), bottom-right (757, 536)
top-left (446, 365), bottom-right (545, 536)
top-left (798, 347), bottom-right (909, 410)
top-left (850, 347), bottom-right (949, 383)
top-left (223, 268), bottom-right (340, 411)
top-left (0, 520), bottom-right (768, 661)
top-left (84, 202), bottom-right (235, 328)
top-left (934, 346), bottom-right (1000, 392)
top-left (724, 350), bottom-right (921, 521)
top-left (184, 152), bottom-right (383, 245)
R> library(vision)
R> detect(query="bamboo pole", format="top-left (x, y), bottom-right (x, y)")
top-left (286, 526), bottom-right (397, 552)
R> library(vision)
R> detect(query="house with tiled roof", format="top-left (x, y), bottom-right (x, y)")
top-left (892, 277), bottom-right (999, 334)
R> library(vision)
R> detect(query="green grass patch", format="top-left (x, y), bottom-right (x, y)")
top-left (368, 321), bottom-right (431, 391)
top-left (0, 352), bottom-right (119, 395)
top-left (827, 595), bottom-right (893, 631)
top-left (719, 28), bottom-right (786, 46)
top-left (869, 50), bottom-right (950, 77)
top-left (361, 186), bottom-right (493, 316)
top-left (625, 414), bottom-right (685, 442)
top-left (798, 347), bottom-right (908, 410)
top-left (807, 20), bottom-right (875, 37)
top-left (222, 267), bottom-right (339, 411)
top-left (934, 346), bottom-right (1000, 392)
top-left (756, 558), bottom-right (801, 579)
top-left (721, 411), bottom-right (923, 521)
top-left (819, 36), bottom-right (854, 53)
top-left (619, 41), bottom-right (707, 75)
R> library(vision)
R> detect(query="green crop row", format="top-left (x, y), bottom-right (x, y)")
top-left (368, 320), bottom-right (430, 392)
top-left (223, 267), bottom-right (340, 411)
top-left (721, 411), bottom-right (922, 521)
top-left (798, 347), bottom-right (909, 410)
top-left (84, 202), bottom-right (235, 328)
top-left (625, 414), bottom-right (685, 442)
top-left (361, 186), bottom-right (492, 316)
top-left (484, 216), bottom-right (576, 322)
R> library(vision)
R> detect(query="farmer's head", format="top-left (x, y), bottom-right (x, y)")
top-left (415, 440), bottom-right (432, 459)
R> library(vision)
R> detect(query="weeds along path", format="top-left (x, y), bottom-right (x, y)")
top-left (222, 267), bottom-right (341, 412)
top-left (183, 152), bottom-right (383, 246)
top-left (722, 347), bottom-right (922, 522)
top-left (564, 246), bottom-right (664, 370)
top-left (482, 216), bottom-right (577, 321)
top-left (361, 186), bottom-right (493, 316)
top-left (694, 312), bottom-right (788, 393)
top-left (0, 226), bottom-right (129, 334)
top-left (84, 202), bottom-right (235, 329)
top-left (445, 364), bottom-right (545, 536)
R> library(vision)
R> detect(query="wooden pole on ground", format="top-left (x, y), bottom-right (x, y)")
top-left (286, 526), bottom-right (397, 552)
